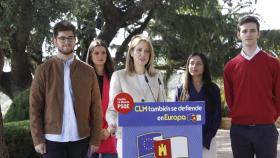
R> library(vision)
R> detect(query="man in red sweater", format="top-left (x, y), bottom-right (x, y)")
top-left (224, 15), bottom-right (280, 158)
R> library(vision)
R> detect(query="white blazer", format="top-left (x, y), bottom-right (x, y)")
top-left (106, 69), bottom-right (166, 137)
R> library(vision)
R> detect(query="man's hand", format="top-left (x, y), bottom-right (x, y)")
top-left (35, 143), bottom-right (46, 154)
top-left (87, 145), bottom-right (99, 156)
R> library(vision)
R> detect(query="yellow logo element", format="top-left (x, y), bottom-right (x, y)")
top-left (158, 144), bottom-right (168, 156)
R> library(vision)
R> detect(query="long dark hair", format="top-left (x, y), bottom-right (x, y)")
top-left (180, 53), bottom-right (216, 113)
top-left (86, 39), bottom-right (114, 79)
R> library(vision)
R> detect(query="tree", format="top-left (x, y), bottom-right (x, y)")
top-left (0, 0), bottom-right (161, 99)
top-left (144, 0), bottom-right (232, 81)
top-left (0, 0), bottom-right (75, 99)
top-left (0, 50), bottom-right (9, 158)
top-left (0, 107), bottom-right (9, 158)
top-left (1, 0), bottom-right (280, 100)
top-left (259, 30), bottom-right (280, 57)
top-left (145, 0), bottom-right (264, 81)
top-left (73, 0), bottom-right (160, 66)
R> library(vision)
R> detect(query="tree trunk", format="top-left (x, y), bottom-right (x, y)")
top-left (0, 106), bottom-right (9, 158)
top-left (0, 50), bottom-right (13, 99)
top-left (114, 9), bottom-right (154, 66)
top-left (97, 0), bottom-right (157, 68)
top-left (0, 1), bottom-right (34, 99)
top-left (0, 38), bottom-right (33, 100)
top-left (0, 50), bottom-right (9, 157)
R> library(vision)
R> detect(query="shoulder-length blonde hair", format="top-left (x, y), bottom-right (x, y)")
top-left (125, 34), bottom-right (156, 76)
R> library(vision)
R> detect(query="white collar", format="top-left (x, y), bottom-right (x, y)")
top-left (241, 46), bottom-right (261, 60)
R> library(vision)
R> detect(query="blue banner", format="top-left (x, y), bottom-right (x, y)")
top-left (119, 101), bottom-right (205, 126)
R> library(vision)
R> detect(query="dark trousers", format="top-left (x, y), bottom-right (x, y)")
top-left (230, 124), bottom-right (278, 158)
top-left (42, 138), bottom-right (89, 158)
top-left (91, 153), bottom-right (118, 158)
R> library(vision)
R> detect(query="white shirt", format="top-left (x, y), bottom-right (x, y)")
top-left (241, 46), bottom-right (261, 61)
top-left (136, 74), bottom-right (146, 88)
top-left (45, 57), bottom-right (82, 142)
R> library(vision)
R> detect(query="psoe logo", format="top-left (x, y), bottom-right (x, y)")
top-left (113, 92), bottom-right (134, 114)
top-left (188, 113), bottom-right (202, 122)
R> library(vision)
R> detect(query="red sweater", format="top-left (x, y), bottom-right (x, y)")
top-left (224, 51), bottom-right (280, 124)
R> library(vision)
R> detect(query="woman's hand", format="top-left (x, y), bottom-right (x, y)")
top-left (107, 125), bottom-right (117, 136)
top-left (101, 129), bottom-right (111, 140)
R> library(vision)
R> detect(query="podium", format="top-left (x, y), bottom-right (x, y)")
top-left (118, 101), bottom-right (205, 158)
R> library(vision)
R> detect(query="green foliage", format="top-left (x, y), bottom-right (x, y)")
top-left (259, 30), bottom-right (280, 56)
top-left (4, 120), bottom-right (39, 158)
top-left (149, 0), bottom-right (237, 78)
top-left (0, 0), bottom-right (73, 54)
top-left (4, 89), bottom-right (30, 122)
top-left (148, 0), bottom-right (263, 80)
top-left (72, 0), bottom-right (98, 60)
top-left (1, 0), bottom-right (280, 100)
top-left (214, 78), bottom-right (229, 117)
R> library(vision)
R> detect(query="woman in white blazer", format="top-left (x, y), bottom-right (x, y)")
top-left (106, 34), bottom-right (166, 157)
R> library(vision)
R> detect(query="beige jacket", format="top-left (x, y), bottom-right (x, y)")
top-left (29, 56), bottom-right (102, 146)
top-left (106, 69), bottom-right (166, 138)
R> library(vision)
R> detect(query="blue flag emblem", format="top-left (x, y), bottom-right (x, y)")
top-left (137, 132), bottom-right (162, 157)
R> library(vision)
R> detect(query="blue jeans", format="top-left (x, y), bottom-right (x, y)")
top-left (230, 124), bottom-right (278, 158)
top-left (91, 153), bottom-right (118, 158)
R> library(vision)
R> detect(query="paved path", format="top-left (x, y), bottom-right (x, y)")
top-left (216, 129), bottom-right (280, 158)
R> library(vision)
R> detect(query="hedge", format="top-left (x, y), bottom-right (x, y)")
top-left (4, 120), bottom-right (40, 158)
top-left (4, 89), bottom-right (30, 122)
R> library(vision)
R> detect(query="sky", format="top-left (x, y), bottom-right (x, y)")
top-left (255, 0), bottom-right (280, 30)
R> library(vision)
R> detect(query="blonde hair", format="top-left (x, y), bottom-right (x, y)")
top-left (125, 34), bottom-right (156, 76)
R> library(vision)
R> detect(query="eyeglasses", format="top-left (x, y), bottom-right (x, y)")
top-left (57, 36), bottom-right (76, 43)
